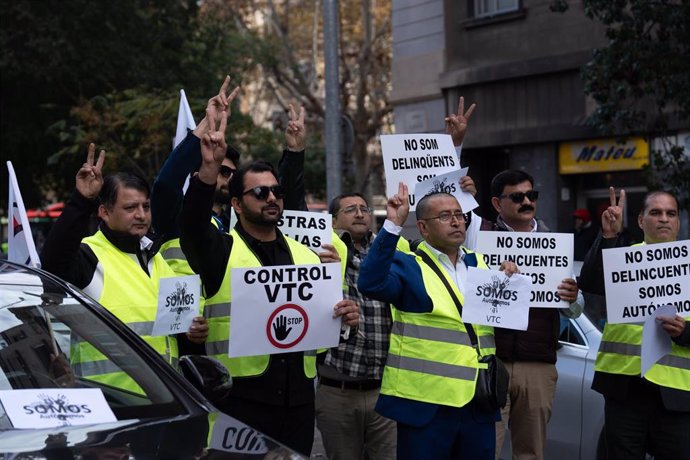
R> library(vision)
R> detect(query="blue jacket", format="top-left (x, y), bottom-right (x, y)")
top-left (358, 228), bottom-right (492, 427)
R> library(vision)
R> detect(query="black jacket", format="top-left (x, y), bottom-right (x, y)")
top-left (180, 176), bottom-right (314, 407)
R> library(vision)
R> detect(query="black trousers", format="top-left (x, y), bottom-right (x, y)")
top-left (217, 396), bottom-right (315, 456)
top-left (604, 392), bottom-right (690, 460)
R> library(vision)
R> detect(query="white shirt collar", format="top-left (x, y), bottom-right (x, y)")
top-left (421, 241), bottom-right (465, 265)
top-left (140, 235), bottom-right (154, 251)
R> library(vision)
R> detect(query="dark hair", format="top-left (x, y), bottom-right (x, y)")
top-left (99, 172), bottom-right (150, 209)
top-left (226, 145), bottom-right (240, 165)
top-left (490, 169), bottom-right (534, 198)
top-left (640, 191), bottom-right (679, 215)
top-left (328, 193), bottom-right (367, 215)
top-left (229, 160), bottom-right (279, 199)
top-left (416, 192), bottom-right (455, 220)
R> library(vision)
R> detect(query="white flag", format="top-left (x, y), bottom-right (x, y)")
top-left (6, 162), bottom-right (41, 267)
top-left (174, 89), bottom-right (196, 148)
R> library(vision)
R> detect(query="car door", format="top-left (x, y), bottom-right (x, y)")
top-left (544, 317), bottom-right (590, 460)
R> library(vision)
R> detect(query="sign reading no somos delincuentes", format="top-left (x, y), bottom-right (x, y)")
top-left (603, 240), bottom-right (690, 324)
top-left (476, 232), bottom-right (574, 308)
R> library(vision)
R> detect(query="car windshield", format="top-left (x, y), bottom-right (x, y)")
top-left (0, 263), bottom-right (183, 427)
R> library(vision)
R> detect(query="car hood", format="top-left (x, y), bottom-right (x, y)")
top-left (0, 411), bottom-right (305, 459)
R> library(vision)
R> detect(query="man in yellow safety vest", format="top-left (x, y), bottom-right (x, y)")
top-left (579, 187), bottom-right (690, 459)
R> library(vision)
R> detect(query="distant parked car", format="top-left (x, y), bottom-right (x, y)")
top-left (500, 293), bottom-right (607, 460)
top-left (0, 261), bottom-right (304, 459)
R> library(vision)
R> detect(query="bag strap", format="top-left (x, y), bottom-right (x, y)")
top-left (415, 248), bottom-right (481, 353)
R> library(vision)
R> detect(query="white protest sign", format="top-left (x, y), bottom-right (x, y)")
top-left (209, 414), bottom-right (270, 454)
top-left (475, 232), bottom-right (573, 308)
top-left (0, 389), bottom-right (116, 428)
top-left (641, 304), bottom-right (676, 376)
top-left (414, 167), bottom-right (479, 213)
top-left (152, 275), bottom-right (201, 336)
top-left (602, 240), bottom-right (690, 324)
top-left (463, 268), bottom-right (532, 330)
top-left (381, 134), bottom-right (459, 212)
top-left (277, 210), bottom-right (332, 253)
top-left (229, 263), bottom-right (343, 357)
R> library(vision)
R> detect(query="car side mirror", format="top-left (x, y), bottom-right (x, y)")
top-left (178, 355), bottom-right (232, 403)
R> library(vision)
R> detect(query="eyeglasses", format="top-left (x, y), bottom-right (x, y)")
top-left (219, 165), bottom-right (236, 178)
top-left (422, 211), bottom-right (468, 224)
top-left (339, 205), bottom-right (373, 215)
top-left (500, 190), bottom-right (539, 203)
top-left (242, 185), bottom-right (286, 200)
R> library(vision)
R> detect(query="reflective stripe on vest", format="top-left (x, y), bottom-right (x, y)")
top-left (597, 341), bottom-right (641, 356)
top-left (386, 354), bottom-right (477, 381)
top-left (159, 238), bottom-right (194, 276)
top-left (160, 245), bottom-right (186, 262)
top-left (204, 229), bottom-right (321, 379)
top-left (380, 243), bottom-right (492, 407)
top-left (205, 302), bottom-right (231, 319)
top-left (391, 321), bottom-right (473, 347)
top-left (79, 231), bottom-right (180, 393)
top-left (645, 318), bottom-right (690, 391)
top-left (594, 322), bottom-right (643, 376)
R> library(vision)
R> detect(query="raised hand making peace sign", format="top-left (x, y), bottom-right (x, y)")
top-left (285, 104), bottom-right (306, 151)
top-left (387, 182), bottom-right (410, 227)
top-left (601, 186), bottom-right (626, 238)
top-left (193, 75), bottom-right (240, 139)
top-left (445, 96), bottom-right (476, 147)
top-left (76, 143), bottom-right (106, 199)
top-left (198, 109), bottom-right (228, 185)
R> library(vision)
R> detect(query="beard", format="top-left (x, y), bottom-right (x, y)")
top-left (213, 187), bottom-right (230, 206)
top-left (242, 203), bottom-right (283, 227)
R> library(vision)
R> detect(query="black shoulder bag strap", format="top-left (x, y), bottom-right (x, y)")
top-left (415, 248), bottom-right (480, 353)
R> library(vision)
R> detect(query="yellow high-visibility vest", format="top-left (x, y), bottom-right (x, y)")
top-left (381, 243), bottom-right (494, 406)
top-left (204, 229), bottom-right (321, 378)
top-left (75, 230), bottom-right (179, 393)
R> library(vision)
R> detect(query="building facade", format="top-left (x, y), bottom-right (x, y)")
top-left (392, 0), bottom-right (686, 240)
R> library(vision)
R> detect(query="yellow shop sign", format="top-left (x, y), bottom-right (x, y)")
top-left (559, 137), bottom-right (649, 174)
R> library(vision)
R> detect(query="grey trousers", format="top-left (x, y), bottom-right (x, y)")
top-left (315, 383), bottom-right (397, 460)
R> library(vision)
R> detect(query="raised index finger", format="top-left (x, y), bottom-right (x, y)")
top-left (457, 97), bottom-right (464, 117)
top-left (86, 143), bottom-right (95, 165)
top-left (399, 182), bottom-right (409, 201)
top-left (619, 189), bottom-right (626, 210)
top-left (218, 110), bottom-right (228, 134)
top-left (609, 186), bottom-right (617, 207)
top-left (207, 108), bottom-right (217, 132)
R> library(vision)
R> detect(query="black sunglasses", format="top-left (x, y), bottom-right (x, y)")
top-left (242, 185), bottom-right (286, 200)
top-left (500, 190), bottom-right (539, 203)
top-left (219, 165), bottom-right (236, 178)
